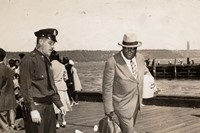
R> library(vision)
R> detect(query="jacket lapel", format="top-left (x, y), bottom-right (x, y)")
top-left (114, 52), bottom-right (135, 81)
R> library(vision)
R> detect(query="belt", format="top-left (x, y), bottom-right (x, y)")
top-left (33, 96), bottom-right (52, 104)
top-left (34, 102), bottom-right (42, 105)
top-left (34, 102), bottom-right (52, 105)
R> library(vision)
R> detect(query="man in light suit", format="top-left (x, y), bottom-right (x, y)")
top-left (102, 33), bottom-right (154, 133)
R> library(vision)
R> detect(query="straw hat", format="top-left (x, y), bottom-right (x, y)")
top-left (118, 33), bottom-right (142, 48)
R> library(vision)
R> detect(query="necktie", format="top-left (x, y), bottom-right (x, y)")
top-left (130, 60), bottom-right (138, 79)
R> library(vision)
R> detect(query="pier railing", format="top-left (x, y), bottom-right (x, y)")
top-left (147, 59), bottom-right (200, 79)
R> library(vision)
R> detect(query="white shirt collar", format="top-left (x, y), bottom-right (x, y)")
top-left (120, 51), bottom-right (138, 77)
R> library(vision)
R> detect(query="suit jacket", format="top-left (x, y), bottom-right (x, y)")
top-left (102, 52), bottom-right (150, 119)
top-left (0, 63), bottom-right (17, 111)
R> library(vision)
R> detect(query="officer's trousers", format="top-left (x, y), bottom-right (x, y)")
top-left (24, 103), bottom-right (56, 133)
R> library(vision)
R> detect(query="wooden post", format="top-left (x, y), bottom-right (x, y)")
top-left (152, 59), bottom-right (156, 78)
top-left (174, 59), bottom-right (177, 79)
top-left (187, 41), bottom-right (190, 65)
top-left (187, 57), bottom-right (190, 65)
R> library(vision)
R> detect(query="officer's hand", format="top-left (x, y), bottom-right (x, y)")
top-left (60, 106), bottom-right (66, 115)
top-left (31, 110), bottom-right (41, 124)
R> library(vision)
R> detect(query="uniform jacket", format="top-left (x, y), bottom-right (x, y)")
top-left (0, 62), bottom-right (17, 111)
top-left (20, 49), bottom-right (63, 111)
top-left (102, 52), bottom-right (150, 119)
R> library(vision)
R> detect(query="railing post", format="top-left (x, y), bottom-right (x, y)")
top-left (152, 59), bottom-right (156, 78)
top-left (174, 59), bottom-right (177, 79)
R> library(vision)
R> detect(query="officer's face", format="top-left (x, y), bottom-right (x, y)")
top-left (39, 38), bottom-right (55, 56)
top-left (122, 47), bottom-right (137, 60)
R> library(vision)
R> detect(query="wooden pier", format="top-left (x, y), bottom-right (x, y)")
top-left (14, 101), bottom-right (200, 133)
top-left (14, 92), bottom-right (200, 133)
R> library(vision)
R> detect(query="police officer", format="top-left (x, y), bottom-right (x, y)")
top-left (20, 28), bottom-right (66, 133)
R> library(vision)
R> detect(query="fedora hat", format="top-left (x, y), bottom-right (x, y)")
top-left (118, 33), bottom-right (142, 48)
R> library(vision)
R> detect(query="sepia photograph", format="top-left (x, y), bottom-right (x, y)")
top-left (1, 0), bottom-right (200, 133)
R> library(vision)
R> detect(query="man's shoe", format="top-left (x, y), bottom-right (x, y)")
top-left (56, 123), bottom-right (60, 129)
top-left (60, 121), bottom-right (66, 128)
top-left (74, 102), bottom-right (79, 105)
top-left (70, 102), bottom-right (74, 106)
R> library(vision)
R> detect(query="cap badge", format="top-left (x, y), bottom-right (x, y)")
top-left (53, 30), bottom-right (56, 36)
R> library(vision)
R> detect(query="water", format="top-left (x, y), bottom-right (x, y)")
top-left (75, 62), bottom-right (200, 97)
top-left (75, 61), bottom-right (104, 92)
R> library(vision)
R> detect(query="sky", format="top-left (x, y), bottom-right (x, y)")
top-left (1, 0), bottom-right (200, 52)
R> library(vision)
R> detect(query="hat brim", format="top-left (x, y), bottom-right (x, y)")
top-left (118, 41), bottom-right (142, 48)
top-left (48, 36), bottom-right (57, 42)
top-left (39, 36), bottom-right (57, 42)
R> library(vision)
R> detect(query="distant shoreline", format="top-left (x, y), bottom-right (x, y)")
top-left (6, 49), bottom-right (200, 62)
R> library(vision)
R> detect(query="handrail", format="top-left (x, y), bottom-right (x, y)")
top-left (147, 63), bottom-right (200, 79)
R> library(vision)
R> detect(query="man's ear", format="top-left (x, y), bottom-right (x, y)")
top-left (36, 38), bottom-right (44, 49)
top-left (38, 38), bottom-right (43, 45)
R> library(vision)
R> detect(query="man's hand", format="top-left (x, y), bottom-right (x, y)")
top-left (60, 106), bottom-right (66, 115)
top-left (30, 110), bottom-right (41, 124)
top-left (105, 112), bottom-right (114, 119)
top-left (150, 82), bottom-right (155, 89)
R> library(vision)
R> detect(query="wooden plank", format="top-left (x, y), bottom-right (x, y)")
top-left (181, 121), bottom-right (200, 133)
top-left (13, 102), bottom-right (200, 133)
top-left (149, 118), bottom-right (196, 133)
top-left (136, 106), bottom-right (200, 133)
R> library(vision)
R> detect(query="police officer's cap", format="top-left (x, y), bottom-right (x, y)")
top-left (34, 28), bottom-right (58, 42)
top-left (0, 48), bottom-right (6, 59)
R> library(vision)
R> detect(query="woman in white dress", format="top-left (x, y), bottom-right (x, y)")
top-left (49, 51), bottom-right (72, 128)
top-left (69, 60), bottom-right (82, 105)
